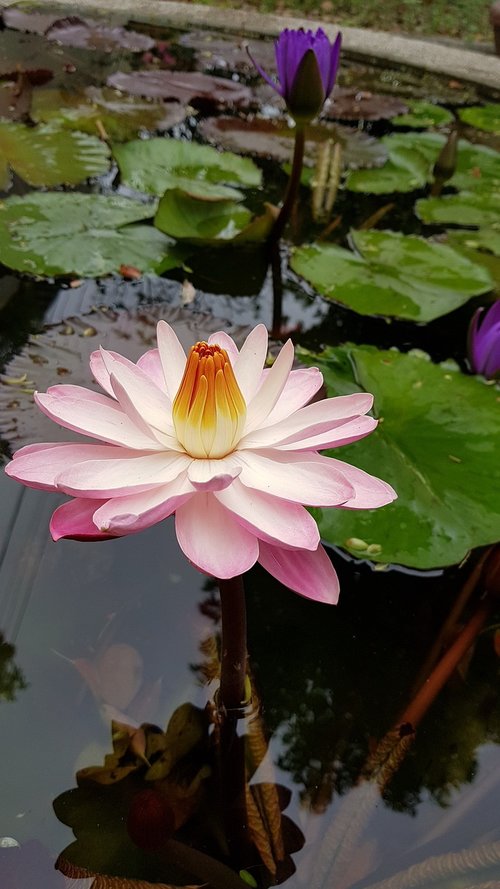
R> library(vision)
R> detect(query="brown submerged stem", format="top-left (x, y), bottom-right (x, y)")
top-left (268, 126), bottom-right (306, 246)
top-left (218, 574), bottom-right (247, 712)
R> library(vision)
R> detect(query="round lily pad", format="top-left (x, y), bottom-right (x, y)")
top-left (458, 104), bottom-right (500, 135)
top-left (325, 87), bottom-right (408, 122)
top-left (31, 87), bottom-right (188, 142)
top-left (299, 343), bottom-right (500, 569)
top-left (0, 305), bottom-right (254, 450)
top-left (0, 121), bottom-right (110, 191)
top-left (0, 193), bottom-right (182, 278)
top-left (113, 136), bottom-right (261, 199)
top-left (45, 17), bottom-right (154, 52)
top-left (107, 70), bottom-right (252, 110)
top-left (391, 100), bottom-right (454, 129)
top-left (290, 229), bottom-right (492, 321)
top-left (155, 189), bottom-right (252, 241)
top-left (416, 192), bottom-right (500, 226)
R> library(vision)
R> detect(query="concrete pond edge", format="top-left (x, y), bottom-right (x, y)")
top-left (1, 0), bottom-right (499, 93)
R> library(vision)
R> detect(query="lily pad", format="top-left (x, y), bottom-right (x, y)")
top-left (107, 70), bottom-right (252, 110)
top-left (416, 191), bottom-right (500, 226)
top-left (45, 17), bottom-right (154, 53)
top-left (114, 136), bottom-right (261, 200)
top-left (324, 87), bottom-right (408, 122)
top-left (179, 30), bottom-right (276, 75)
top-left (0, 193), bottom-right (182, 277)
top-left (199, 116), bottom-right (388, 171)
top-left (391, 100), bottom-right (454, 129)
top-left (442, 228), bottom-right (500, 288)
top-left (345, 142), bottom-right (429, 193)
top-left (458, 104), bottom-right (500, 135)
top-left (0, 121), bottom-right (110, 191)
top-left (155, 189), bottom-right (252, 241)
top-left (31, 87), bottom-right (188, 141)
top-left (290, 229), bottom-right (492, 321)
top-left (299, 344), bottom-right (500, 569)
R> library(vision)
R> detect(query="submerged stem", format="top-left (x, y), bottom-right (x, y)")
top-left (218, 574), bottom-right (248, 713)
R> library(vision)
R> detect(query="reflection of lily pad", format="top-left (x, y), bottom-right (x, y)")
top-left (391, 100), bottom-right (454, 128)
top-left (299, 343), bottom-right (500, 569)
top-left (31, 87), bottom-right (188, 141)
top-left (199, 116), bottom-right (388, 170)
top-left (45, 17), bottom-right (154, 52)
top-left (0, 193), bottom-right (182, 278)
top-left (458, 104), bottom-right (500, 135)
top-left (114, 136), bottom-right (261, 199)
top-left (416, 191), bottom-right (500, 226)
top-left (107, 70), bottom-right (252, 109)
top-left (325, 87), bottom-right (408, 122)
top-left (0, 305), bottom-right (255, 449)
top-left (155, 189), bottom-right (252, 241)
top-left (0, 121), bottom-right (110, 191)
top-left (290, 229), bottom-right (492, 321)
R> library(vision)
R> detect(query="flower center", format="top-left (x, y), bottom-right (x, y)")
top-left (172, 342), bottom-right (247, 459)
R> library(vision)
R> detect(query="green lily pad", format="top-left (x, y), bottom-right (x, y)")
top-left (299, 344), bottom-right (500, 569)
top-left (344, 143), bottom-right (429, 193)
top-left (443, 228), bottom-right (500, 288)
top-left (0, 121), bottom-right (110, 191)
top-left (31, 86), bottom-right (188, 142)
top-left (0, 193), bottom-right (182, 277)
top-left (458, 104), bottom-right (500, 135)
top-left (290, 229), bottom-right (492, 321)
top-left (154, 188), bottom-right (252, 241)
top-left (391, 100), bottom-right (454, 129)
top-left (416, 191), bottom-right (500, 226)
top-left (114, 136), bottom-right (261, 200)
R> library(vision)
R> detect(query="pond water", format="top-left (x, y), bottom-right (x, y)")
top-left (0, 5), bottom-right (500, 889)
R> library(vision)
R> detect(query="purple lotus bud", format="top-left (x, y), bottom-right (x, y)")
top-left (468, 301), bottom-right (500, 379)
top-left (248, 27), bottom-right (341, 124)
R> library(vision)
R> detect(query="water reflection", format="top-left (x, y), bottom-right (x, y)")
top-left (0, 633), bottom-right (27, 702)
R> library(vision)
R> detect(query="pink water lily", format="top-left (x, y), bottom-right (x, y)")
top-left (5, 323), bottom-right (395, 604)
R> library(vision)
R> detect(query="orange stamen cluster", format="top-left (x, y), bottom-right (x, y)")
top-left (173, 342), bottom-right (247, 458)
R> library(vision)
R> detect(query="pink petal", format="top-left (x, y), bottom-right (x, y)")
top-left (216, 479), bottom-right (319, 550)
top-left (92, 473), bottom-right (194, 533)
top-left (261, 367), bottom-right (324, 427)
top-left (109, 371), bottom-right (178, 450)
top-left (258, 541), bottom-right (340, 604)
top-left (241, 392), bottom-right (374, 449)
top-left (207, 330), bottom-right (239, 366)
top-left (175, 493), bottom-right (259, 578)
top-left (243, 339), bottom-right (295, 434)
top-left (187, 456), bottom-right (241, 491)
top-left (50, 498), bottom-right (114, 541)
top-left (278, 415), bottom-right (378, 451)
top-left (136, 348), bottom-right (168, 392)
top-left (35, 386), bottom-right (164, 450)
top-left (5, 442), bottom-right (131, 491)
top-left (237, 449), bottom-right (354, 506)
top-left (232, 323), bottom-right (268, 404)
top-left (89, 349), bottom-right (142, 398)
top-left (55, 451), bottom-right (191, 498)
top-left (101, 349), bottom-right (173, 433)
top-left (156, 321), bottom-right (187, 400)
top-left (327, 458), bottom-right (397, 508)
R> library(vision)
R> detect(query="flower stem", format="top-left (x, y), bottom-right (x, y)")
top-left (269, 125), bottom-right (306, 246)
top-left (218, 574), bottom-right (248, 712)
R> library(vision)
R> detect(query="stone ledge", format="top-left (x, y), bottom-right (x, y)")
top-left (1, 0), bottom-right (499, 92)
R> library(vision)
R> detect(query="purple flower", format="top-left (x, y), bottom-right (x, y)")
top-left (468, 301), bottom-right (500, 378)
top-left (249, 28), bottom-right (341, 123)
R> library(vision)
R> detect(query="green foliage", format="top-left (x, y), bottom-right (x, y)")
top-left (391, 100), bottom-right (454, 129)
top-left (458, 104), bottom-right (500, 135)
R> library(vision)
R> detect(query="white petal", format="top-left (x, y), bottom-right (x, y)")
top-left (156, 321), bottom-right (187, 399)
top-left (175, 493), bottom-right (259, 578)
top-left (109, 372), bottom-right (181, 451)
top-left (207, 330), bottom-right (239, 366)
top-left (258, 542), bottom-right (340, 604)
top-left (6, 442), bottom-right (133, 491)
top-left (237, 449), bottom-right (354, 505)
top-left (89, 349), bottom-right (141, 399)
top-left (216, 479), bottom-right (319, 550)
top-left (326, 458), bottom-right (397, 508)
top-left (232, 323), bottom-right (268, 405)
top-left (137, 348), bottom-right (169, 393)
top-left (243, 339), bottom-right (295, 434)
top-left (93, 473), bottom-right (194, 533)
top-left (102, 354), bottom-right (173, 433)
top-left (241, 392), bottom-right (374, 449)
top-left (261, 367), bottom-right (323, 427)
top-left (278, 416), bottom-right (378, 451)
top-left (55, 451), bottom-right (191, 498)
top-left (35, 387), bottom-right (165, 450)
top-left (187, 456), bottom-right (241, 491)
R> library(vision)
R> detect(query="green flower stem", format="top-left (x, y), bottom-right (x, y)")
top-left (269, 125), bottom-right (306, 246)
top-left (218, 574), bottom-right (248, 712)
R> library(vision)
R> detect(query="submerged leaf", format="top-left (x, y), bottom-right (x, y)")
top-left (325, 87), bottom-right (408, 122)
top-left (107, 70), bottom-right (252, 109)
top-left (45, 17), bottom-right (154, 52)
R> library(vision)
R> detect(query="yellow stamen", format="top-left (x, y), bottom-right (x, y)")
top-left (173, 342), bottom-right (246, 458)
